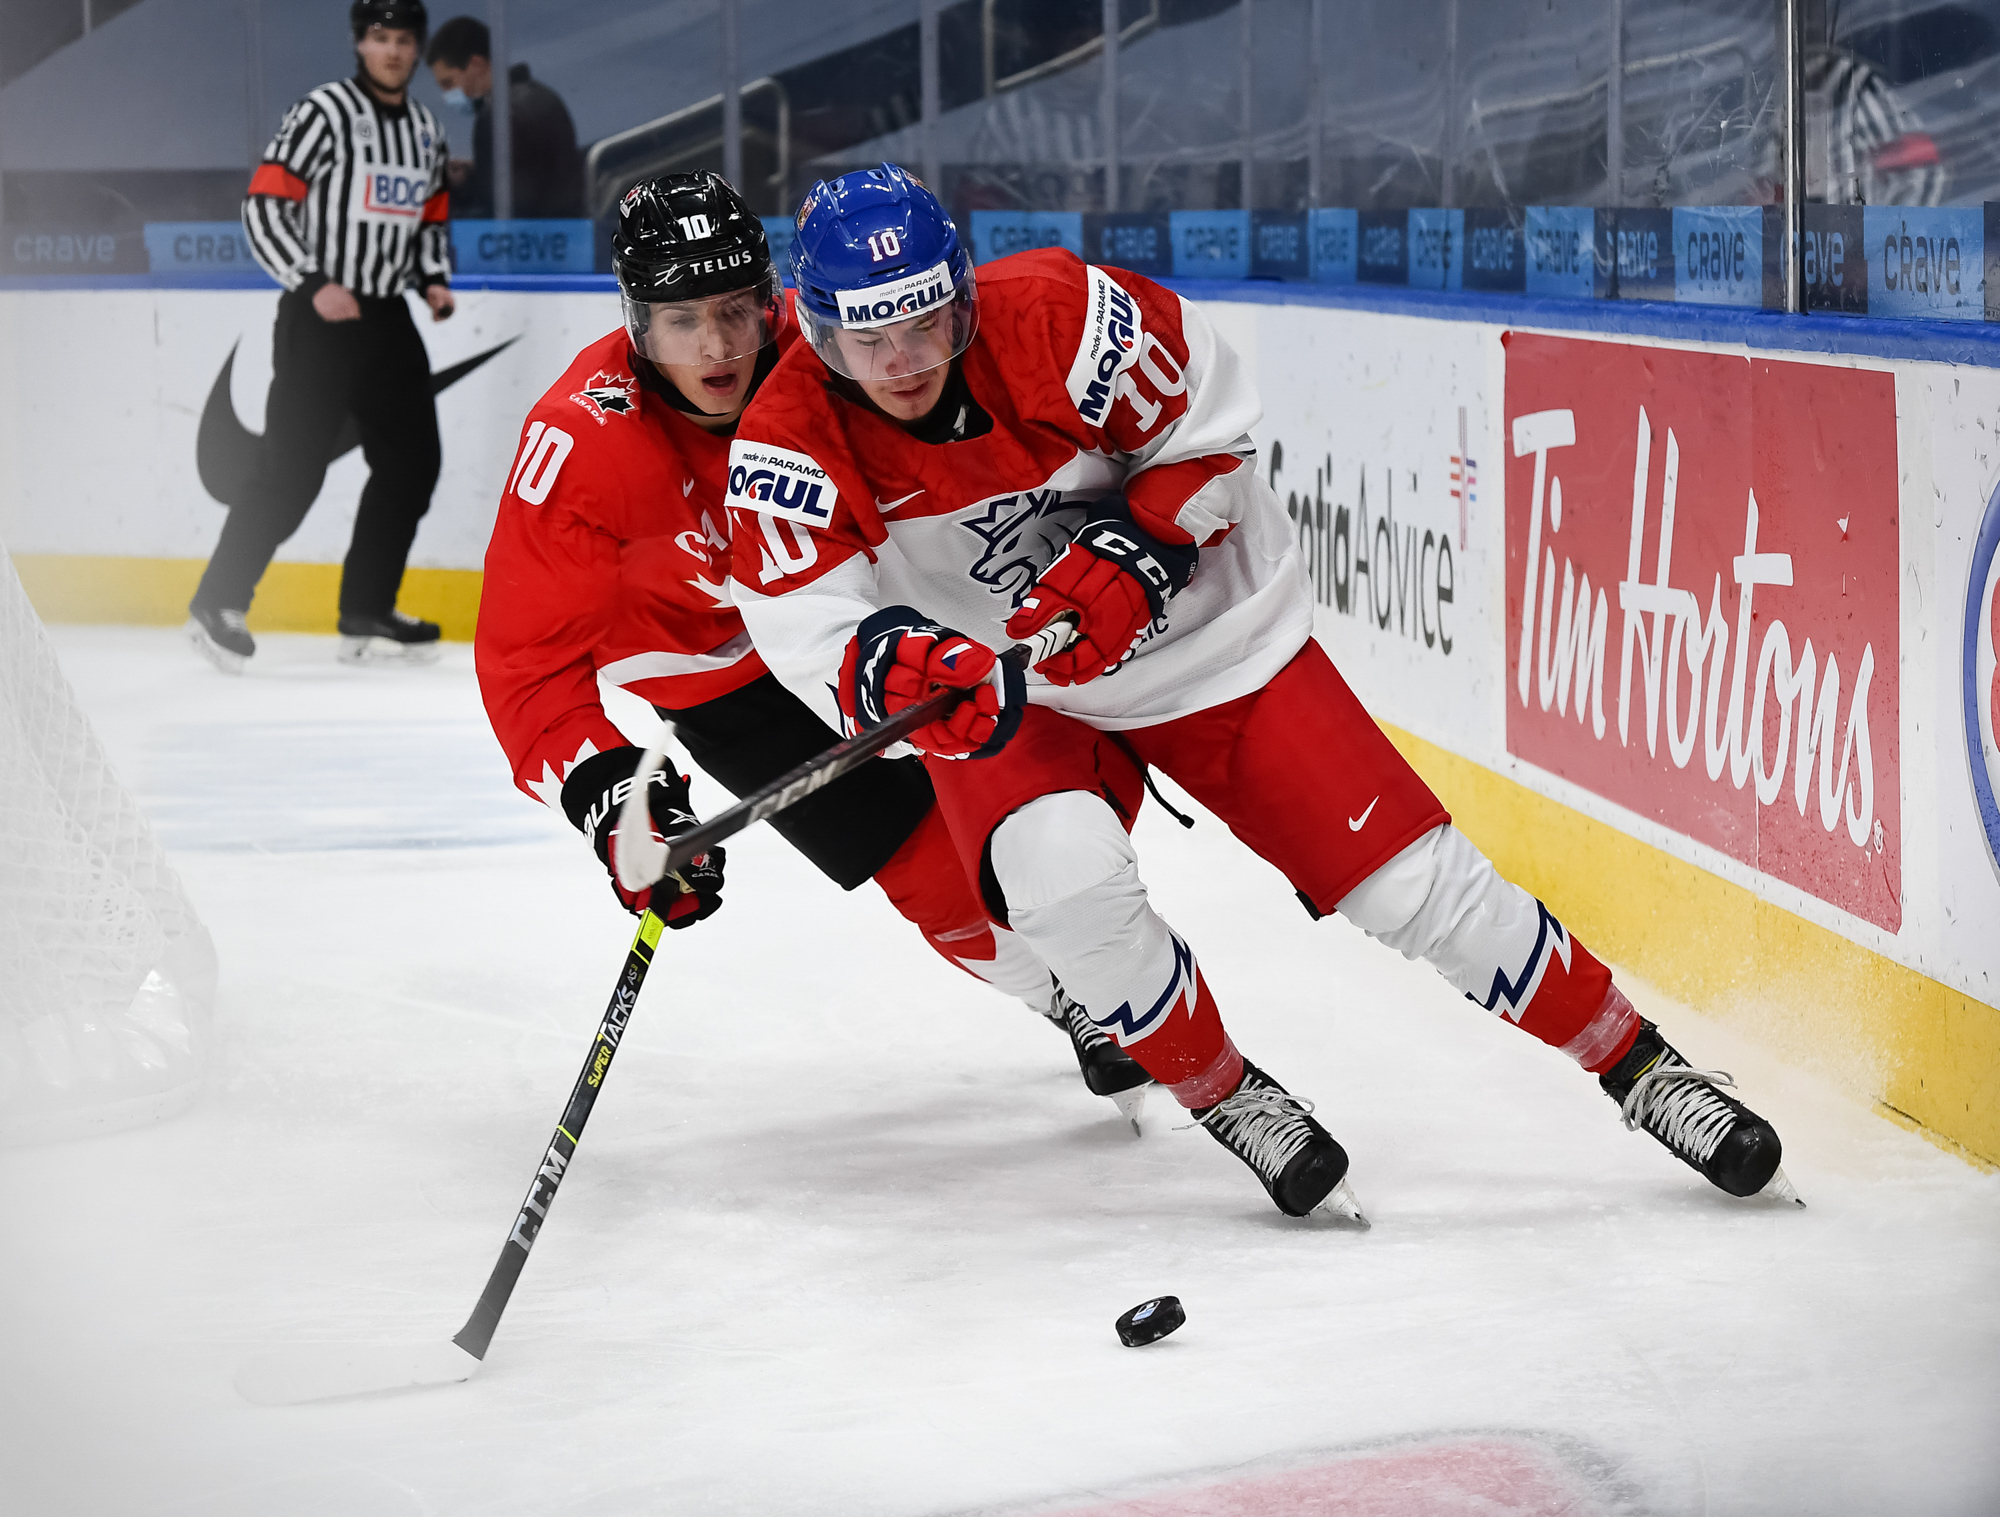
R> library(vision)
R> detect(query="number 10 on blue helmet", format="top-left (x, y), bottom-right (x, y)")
top-left (788, 162), bottom-right (980, 384)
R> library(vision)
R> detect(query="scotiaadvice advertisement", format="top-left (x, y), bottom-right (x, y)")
top-left (1502, 335), bottom-right (1901, 932)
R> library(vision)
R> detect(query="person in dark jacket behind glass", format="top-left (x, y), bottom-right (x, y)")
top-left (426, 16), bottom-right (585, 219)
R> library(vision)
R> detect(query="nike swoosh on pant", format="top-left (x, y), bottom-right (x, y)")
top-left (1348, 797), bottom-right (1380, 831)
top-left (197, 335), bottom-right (517, 509)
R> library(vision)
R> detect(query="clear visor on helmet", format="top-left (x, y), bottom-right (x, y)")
top-left (800, 268), bottom-right (978, 383)
top-left (622, 270), bottom-right (785, 367)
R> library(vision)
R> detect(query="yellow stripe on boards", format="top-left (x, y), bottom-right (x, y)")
top-left (13, 554), bottom-right (483, 641)
top-left (1380, 723), bottom-right (2000, 1170)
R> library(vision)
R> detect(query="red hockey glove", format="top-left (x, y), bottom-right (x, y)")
top-left (560, 746), bottom-right (727, 924)
top-left (1004, 505), bottom-right (1197, 686)
top-left (837, 606), bottom-right (1026, 759)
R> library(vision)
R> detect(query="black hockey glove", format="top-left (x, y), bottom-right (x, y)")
top-left (560, 746), bottom-right (726, 926)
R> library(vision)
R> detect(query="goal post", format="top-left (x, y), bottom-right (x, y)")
top-left (0, 541), bottom-right (215, 1144)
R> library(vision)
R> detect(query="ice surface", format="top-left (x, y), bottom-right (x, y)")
top-left (3, 627), bottom-right (1997, 1516)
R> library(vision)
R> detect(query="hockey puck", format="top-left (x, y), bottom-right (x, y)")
top-left (1115, 1295), bottom-right (1185, 1347)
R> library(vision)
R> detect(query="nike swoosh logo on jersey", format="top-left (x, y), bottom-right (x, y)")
top-left (196, 335), bottom-right (517, 509)
top-left (874, 489), bottom-right (924, 513)
top-left (1348, 797), bottom-right (1379, 831)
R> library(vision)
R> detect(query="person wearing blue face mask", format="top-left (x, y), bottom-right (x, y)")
top-left (425, 16), bottom-right (583, 219)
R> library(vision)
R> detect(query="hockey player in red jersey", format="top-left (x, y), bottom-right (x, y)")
top-left (723, 163), bottom-right (1798, 1220)
top-left (475, 172), bottom-right (1149, 1120)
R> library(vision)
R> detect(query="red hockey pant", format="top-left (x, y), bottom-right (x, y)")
top-left (924, 639), bottom-right (1638, 1105)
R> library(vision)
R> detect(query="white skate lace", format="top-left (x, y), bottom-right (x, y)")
top-left (219, 609), bottom-right (249, 633)
top-left (1052, 992), bottom-right (1114, 1054)
top-left (1190, 1083), bottom-right (1318, 1179)
top-left (1620, 1060), bottom-right (1740, 1164)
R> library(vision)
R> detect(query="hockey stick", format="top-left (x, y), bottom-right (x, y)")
top-left (232, 908), bottom-right (669, 1406)
top-left (613, 614), bottom-right (1078, 891)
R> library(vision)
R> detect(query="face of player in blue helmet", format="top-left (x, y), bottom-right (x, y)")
top-left (789, 164), bottom-right (977, 421)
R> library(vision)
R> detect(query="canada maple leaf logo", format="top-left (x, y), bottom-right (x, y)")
top-left (570, 370), bottom-right (638, 425)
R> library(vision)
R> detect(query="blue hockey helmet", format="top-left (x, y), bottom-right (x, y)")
top-left (789, 163), bottom-right (978, 383)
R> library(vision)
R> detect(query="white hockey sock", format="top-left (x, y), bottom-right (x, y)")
top-left (1335, 824), bottom-right (1539, 998)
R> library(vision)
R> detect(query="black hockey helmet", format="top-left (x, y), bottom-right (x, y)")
top-left (351, 0), bottom-right (428, 42)
top-left (613, 172), bottom-right (785, 367)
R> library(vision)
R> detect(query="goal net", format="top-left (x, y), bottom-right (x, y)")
top-left (0, 541), bottom-right (215, 1144)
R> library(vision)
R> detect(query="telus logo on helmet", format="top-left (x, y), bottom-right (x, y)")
top-left (662, 249), bottom-right (754, 284)
top-left (725, 441), bottom-right (840, 527)
top-left (835, 261), bottom-right (954, 327)
top-left (1066, 265), bottom-right (1145, 425)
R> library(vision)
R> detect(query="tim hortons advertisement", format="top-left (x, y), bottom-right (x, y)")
top-left (1503, 334), bottom-right (1901, 932)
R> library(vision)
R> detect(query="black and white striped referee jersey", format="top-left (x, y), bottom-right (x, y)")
top-left (242, 75), bottom-right (452, 299)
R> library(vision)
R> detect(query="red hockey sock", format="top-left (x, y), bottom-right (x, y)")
top-left (1118, 968), bottom-right (1243, 1108)
top-left (1512, 935), bottom-right (1641, 1072)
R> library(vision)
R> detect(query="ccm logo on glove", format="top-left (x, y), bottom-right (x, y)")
top-left (1005, 503), bottom-right (1196, 686)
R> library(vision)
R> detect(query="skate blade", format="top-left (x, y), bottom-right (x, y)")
top-left (338, 635), bottom-right (442, 666)
top-left (185, 619), bottom-right (246, 674)
top-left (1758, 1165), bottom-right (1805, 1207)
top-left (1110, 1084), bottom-right (1147, 1137)
top-left (1310, 1174), bottom-right (1371, 1230)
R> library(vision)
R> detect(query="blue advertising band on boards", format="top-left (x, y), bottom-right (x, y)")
top-left (451, 219), bottom-right (595, 276)
top-left (1865, 206), bottom-right (1984, 322)
top-left (144, 221), bottom-right (261, 275)
top-left (1802, 205), bottom-right (1868, 314)
top-left (1250, 211), bottom-right (1308, 281)
top-left (967, 210), bottom-right (1083, 266)
top-left (1171, 210), bottom-right (1251, 280)
top-left (1308, 209), bottom-right (1357, 283)
top-left (9, 205), bottom-right (1998, 357)
top-left (1461, 209), bottom-right (1524, 293)
top-left (1525, 206), bottom-right (1595, 299)
top-left (1081, 212), bottom-right (1172, 277)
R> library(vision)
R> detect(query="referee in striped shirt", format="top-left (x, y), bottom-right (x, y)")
top-left (188, 0), bottom-right (457, 672)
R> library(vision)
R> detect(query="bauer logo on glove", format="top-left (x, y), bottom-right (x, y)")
top-left (559, 746), bottom-right (727, 923)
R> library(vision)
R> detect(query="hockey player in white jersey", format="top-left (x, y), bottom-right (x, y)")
top-left (721, 164), bottom-right (1797, 1221)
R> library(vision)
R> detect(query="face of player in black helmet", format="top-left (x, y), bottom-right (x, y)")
top-left (627, 276), bottom-right (784, 427)
top-left (620, 272), bottom-right (783, 370)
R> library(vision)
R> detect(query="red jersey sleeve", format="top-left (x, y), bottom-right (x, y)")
top-left (476, 415), bottom-right (633, 806)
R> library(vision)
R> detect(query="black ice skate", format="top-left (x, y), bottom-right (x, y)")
top-left (1044, 988), bottom-right (1152, 1135)
top-left (1600, 1021), bottom-right (1802, 1204)
top-left (186, 604), bottom-right (254, 673)
top-left (1193, 1062), bottom-right (1366, 1225)
top-left (337, 610), bottom-right (442, 665)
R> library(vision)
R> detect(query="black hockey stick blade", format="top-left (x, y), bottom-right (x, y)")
top-left (231, 911), bottom-right (667, 1405)
top-left (620, 616), bottom-right (1077, 887)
